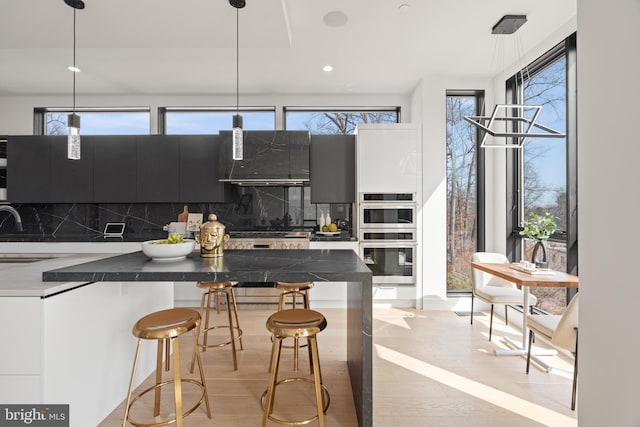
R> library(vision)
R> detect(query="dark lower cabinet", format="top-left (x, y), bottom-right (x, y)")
top-left (179, 135), bottom-right (227, 202)
top-left (310, 134), bottom-right (355, 203)
top-left (93, 136), bottom-right (137, 202)
top-left (136, 136), bottom-right (180, 202)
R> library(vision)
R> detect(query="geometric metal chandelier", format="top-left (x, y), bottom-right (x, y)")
top-left (463, 104), bottom-right (566, 148)
top-left (464, 14), bottom-right (566, 148)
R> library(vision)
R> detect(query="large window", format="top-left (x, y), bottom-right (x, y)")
top-left (160, 107), bottom-right (276, 134)
top-left (507, 34), bottom-right (577, 313)
top-left (284, 108), bottom-right (399, 134)
top-left (35, 108), bottom-right (150, 135)
top-left (446, 92), bottom-right (484, 292)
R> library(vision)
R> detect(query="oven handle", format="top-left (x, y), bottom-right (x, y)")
top-left (359, 227), bottom-right (417, 242)
top-left (359, 202), bottom-right (417, 209)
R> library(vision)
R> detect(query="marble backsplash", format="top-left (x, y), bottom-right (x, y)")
top-left (0, 186), bottom-right (352, 242)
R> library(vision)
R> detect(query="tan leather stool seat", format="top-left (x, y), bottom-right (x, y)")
top-left (190, 281), bottom-right (243, 371)
top-left (262, 308), bottom-right (330, 427)
top-left (122, 308), bottom-right (211, 427)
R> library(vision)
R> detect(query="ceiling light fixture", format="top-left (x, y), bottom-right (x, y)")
top-left (64, 0), bottom-right (84, 160)
top-left (230, 0), bottom-right (245, 161)
top-left (323, 65), bottom-right (333, 72)
top-left (464, 14), bottom-right (565, 148)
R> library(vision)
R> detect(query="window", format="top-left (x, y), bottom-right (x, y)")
top-left (35, 108), bottom-right (150, 135)
top-left (507, 34), bottom-right (577, 313)
top-left (446, 92), bottom-right (484, 293)
top-left (160, 107), bottom-right (275, 134)
top-left (284, 108), bottom-right (399, 134)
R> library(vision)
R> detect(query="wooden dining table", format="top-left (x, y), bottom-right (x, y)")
top-left (471, 262), bottom-right (578, 365)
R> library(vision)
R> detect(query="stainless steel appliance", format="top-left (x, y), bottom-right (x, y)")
top-left (359, 193), bottom-right (417, 229)
top-left (358, 193), bottom-right (417, 285)
top-left (359, 240), bottom-right (416, 284)
top-left (224, 230), bottom-right (311, 304)
top-left (225, 230), bottom-right (310, 250)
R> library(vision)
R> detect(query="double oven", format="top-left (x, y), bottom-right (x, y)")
top-left (358, 193), bottom-right (417, 284)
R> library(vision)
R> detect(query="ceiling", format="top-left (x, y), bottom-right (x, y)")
top-left (0, 0), bottom-right (576, 97)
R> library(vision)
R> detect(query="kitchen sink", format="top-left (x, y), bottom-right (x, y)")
top-left (0, 254), bottom-right (63, 263)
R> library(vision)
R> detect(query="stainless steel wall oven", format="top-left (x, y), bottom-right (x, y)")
top-left (358, 193), bottom-right (417, 285)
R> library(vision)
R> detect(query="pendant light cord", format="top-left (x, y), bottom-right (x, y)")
top-left (72, 7), bottom-right (77, 114)
top-left (236, 7), bottom-right (239, 116)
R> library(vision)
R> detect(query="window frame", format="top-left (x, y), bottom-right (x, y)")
top-left (445, 90), bottom-right (486, 295)
top-left (283, 107), bottom-right (400, 133)
top-left (505, 33), bottom-right (577, 298)
top-left (158, 106), bottom-right (276, 135)
top-left (34, 107), bottom-right (151, 135)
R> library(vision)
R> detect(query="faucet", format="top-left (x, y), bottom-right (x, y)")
top-left (0, 205), bottom-right (23, 232)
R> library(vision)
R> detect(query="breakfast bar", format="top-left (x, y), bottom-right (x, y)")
top-left (42, 249), bottom-right (373, 427)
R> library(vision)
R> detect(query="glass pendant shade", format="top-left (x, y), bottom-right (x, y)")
top-left (232, 114), bottom-right (243, 161)
top-left (67, 113), bottom-right (81, 160)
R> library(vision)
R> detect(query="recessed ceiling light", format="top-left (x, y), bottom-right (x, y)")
top-left (67, 66), bottom-right (80, 73)
top-left (323, 11), bottom-right (348, 28)
top-left (323, 65), bottom-right (334, 72)
top-left (398, 3), bottom-right (410, 13)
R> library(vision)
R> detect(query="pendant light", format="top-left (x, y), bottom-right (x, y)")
top-left (230, 0), bottom-right (245, 160)
top-left (65, 0), bottom-right (84, 160)
top-left (464, 15), bottom-right (565, 148)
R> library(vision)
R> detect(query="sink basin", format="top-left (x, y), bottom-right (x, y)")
top-left (0, 254), bottom-right (63, 264)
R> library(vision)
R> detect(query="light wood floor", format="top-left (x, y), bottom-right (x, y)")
top-left (99, 307), bottom-right (577, 427)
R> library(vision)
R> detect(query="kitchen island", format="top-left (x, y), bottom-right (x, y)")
top-left (42, 249), bottom-right (373, 427)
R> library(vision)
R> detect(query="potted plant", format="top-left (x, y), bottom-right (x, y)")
top-left (519, 211), bottom-right (557, 268)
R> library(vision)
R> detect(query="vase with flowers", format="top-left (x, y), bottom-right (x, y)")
top-left (519, 211), bottom-right (557, 269)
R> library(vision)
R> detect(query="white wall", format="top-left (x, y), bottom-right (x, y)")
top-left (0, 93), bottom-right (410, 135)
top-left (577, 1), bottom-right (640, 424)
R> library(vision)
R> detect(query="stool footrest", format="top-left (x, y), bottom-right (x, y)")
top-left (197, 326), bottom-right (244, 349)
top-left (125, 379), bottom-right (208, 427)
top-left (260, 377), bottom-right (330, 426)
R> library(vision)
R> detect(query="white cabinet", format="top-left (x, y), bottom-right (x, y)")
top-left (0, 282), bottom-right (173, 427)
top-left (356, 124), bottom-right (421, 193)
top-left (308, 242), bottom-right (357, 308)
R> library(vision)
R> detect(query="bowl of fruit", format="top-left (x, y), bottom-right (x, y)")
top-left (141, 232), bottom-right (196, 261)
top-left (317, 223), bottom-right (341, 236)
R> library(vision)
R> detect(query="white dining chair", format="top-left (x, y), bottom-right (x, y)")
top-left (471, 252), bottom-right (537, 340)
top-left (526, 293), bottom-right (579, 410)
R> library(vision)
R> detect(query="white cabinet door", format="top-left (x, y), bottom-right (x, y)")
top-left (356, 124), bottom-right (420, 193)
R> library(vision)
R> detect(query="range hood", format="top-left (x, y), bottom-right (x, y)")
top-left (219, 130), bottom-right (310, 186)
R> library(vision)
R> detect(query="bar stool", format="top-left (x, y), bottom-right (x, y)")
top-left (275, 281), bottom-right (314, 311)
top-left (122, 308), bottom-right (211, 427)
top-left (261, 308), bottom-right (330, 427)
top-left (190, 281), bottom-right (243, 371)
top-left (274, 281), bottom-right (313, 372)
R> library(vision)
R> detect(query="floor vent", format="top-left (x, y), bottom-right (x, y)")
top-left (453, 311), bottom-right (485, 317)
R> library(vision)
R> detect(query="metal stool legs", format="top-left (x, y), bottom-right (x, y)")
top-left (122, 308), bottom-right (211, 427)
top-left (191, 282), bottom-right (244, 372)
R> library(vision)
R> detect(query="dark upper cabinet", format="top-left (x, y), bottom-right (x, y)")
top-left (136, 135), bottom-right (180, 202)
top-left (310, 134), bottom-right (356, 203)
top-left (7, 136), bottom-right (93, 203)
top-left (219, 130), bottom-right (310, 183)
top-left (7, 136), bottom-right (52, 202)
top-left (93, 136), bottom-right (137, 202)
top-left (179, 135), bottom-right (228, 202)
top-left (50, 136), bottom-right (93, 202)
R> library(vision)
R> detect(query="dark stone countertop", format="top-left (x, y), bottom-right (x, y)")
top-left (42, 249), bottom-right (372, 284)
